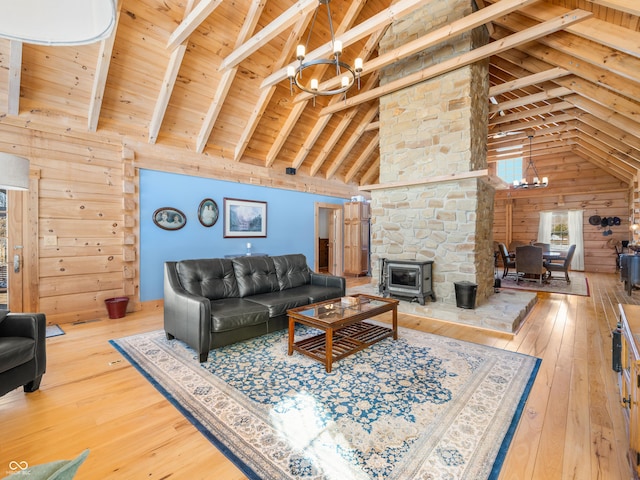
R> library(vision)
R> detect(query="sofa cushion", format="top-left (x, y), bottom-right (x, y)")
top-left (0, 309), bottom-right (8, 326)
top-left (272, 254), bottom-right (311, 290)
top-left (176, 259), bottom-right (239, 300)
top-left (210, 298), bottom-right (269, 333)
top-left (245, 290), bottom-right (313, 318)
top-left (287, 284), bottom-right (345, 304)
top-left (0, 337), bottom-right (35, 374)
top-left (232, 256), bottom-right (279, 297)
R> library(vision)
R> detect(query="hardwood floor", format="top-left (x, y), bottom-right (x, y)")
top-left (0, 272), bottom-right (636, 479)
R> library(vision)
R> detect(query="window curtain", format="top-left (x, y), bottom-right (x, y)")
top-left (538, 212), bottom-right (553, 243)
top-left (568, 210), bottom-right (584, 271)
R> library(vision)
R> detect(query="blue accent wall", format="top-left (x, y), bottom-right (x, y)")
top-left (139, 169), bottom-right (346, 301)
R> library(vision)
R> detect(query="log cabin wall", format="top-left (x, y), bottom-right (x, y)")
top-left (493, 150), bottom-right (631, 274)
top-left (0, 120), bottom-right (358, 325)
top-left (0, 123), bottom-right (130, 324)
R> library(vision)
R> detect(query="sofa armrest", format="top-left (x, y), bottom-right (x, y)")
top-left (0, 313), bottom-right (47, 378)
top-left (310, 272), bottom-right (346, 296)
top-left (164, 262), bottom-right (212, 358)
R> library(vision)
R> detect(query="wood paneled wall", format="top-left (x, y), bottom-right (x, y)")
top-left (1, 123), bottom-right (129, 324)
top-left (493, 151), bottom-right (631, 274)
top-left (0, 119), bottom-right (634, 323)
top-left (0, 119), bottom-right (358, 324)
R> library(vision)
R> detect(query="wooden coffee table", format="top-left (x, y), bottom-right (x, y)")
top-left (287, 294), bottom-right (399, 372)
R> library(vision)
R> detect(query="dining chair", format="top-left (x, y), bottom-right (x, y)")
top-left (498, 243), bottom-right (516, 278)
top-left (545, 244), bottom-right (577, 283)
top-left (515, 245), bottom-right (547, 284)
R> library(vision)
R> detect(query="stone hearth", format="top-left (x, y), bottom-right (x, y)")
top-left (348, 282), bottom-right (537, 334)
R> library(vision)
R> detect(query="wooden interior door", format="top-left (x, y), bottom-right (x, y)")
top-left (7, 175), bottom-right (39, 312)
top-left (315, 203), bottom-right (343, 276)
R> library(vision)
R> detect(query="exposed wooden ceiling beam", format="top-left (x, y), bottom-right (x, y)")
top-left (291, 70), bottom-right (379, 171)
top-left (489, 100), bottom-right (574, 126)
top-left (567, 95), bottom-right (640, 139)
top-left (577, 114), bottom-right (640, 154)
top-left (167, 0), bottom-right (225, 50)
top-left (321, 9), bottom-right (593, 116)
top-left (517, 2), bottom-right (640, 59)
top-left (309, 109), bottom-right (360, 177)
top-left (291, 0), bottom-right (542, 102)
top-left (196, 0), bottom-right (266, 153)
top-left (219, 0), bottom-right (318, 72)
top-left (489, 86), bottom-right (573, 113)
top-left (489, 67), bottom-right (570, 97)
top-left (574, 143), bottom-right (636, 181)
top-left (87, 5), bottom-right (121, 132)
top-left (260, 0), bottom-right (430, 88)
top-left (359, 157), bottom-right (380, 187)
top-left (345, 133), bottom-right (379, 184)
top-left (586, 0), bottom-right (640, 16)
top-left (494, 39), bottom-right (640, 108)
top-left (233, 11), bottom-right (314, 161)
top-left (7, 41), bottom-right (21, 115)
top-left (149, 0), bottom-right (197, 145)
top-left (325, 103), bottom-right (379, 180)
top-left (574, 125), bottom-right (640, 169)
top-left (264, 0), bottom-right (369, 168)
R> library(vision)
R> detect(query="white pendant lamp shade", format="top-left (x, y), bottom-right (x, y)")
top-left (0, 0), bottom-right (116, 46)
top-left (0, 153), bottom-right (30, 191)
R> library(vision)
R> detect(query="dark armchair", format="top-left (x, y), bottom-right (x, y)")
top-left (545, 244), bottom-right (577, 283)
top-left (0, 311), bottom-right (47, 397)
top-left (515, 245), bottom-right (547, 284)
top-left (498, 243), bottom-right (516, 278)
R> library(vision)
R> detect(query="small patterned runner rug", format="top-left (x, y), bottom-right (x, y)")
top-left (110, 325), bottom-right (539, 480)
top-left (499, 271), bottom-right (589, 296)
top-left (45, 324), bottom-right (65, 338)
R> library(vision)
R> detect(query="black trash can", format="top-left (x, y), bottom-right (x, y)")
top-left (454, 281), bottom-right (477, 309)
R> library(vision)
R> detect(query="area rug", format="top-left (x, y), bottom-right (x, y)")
top-left (498, 271), bottom-right (589, 296)
top-left (110, 325), bottom-right (540, 480)
top-left (45, 324), bottom-right (65, 338)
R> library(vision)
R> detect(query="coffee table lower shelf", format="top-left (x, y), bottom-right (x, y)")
top-left (292, 322), bottom-right (392, 371)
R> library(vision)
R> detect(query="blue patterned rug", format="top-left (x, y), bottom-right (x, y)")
top-left (110, 324), bottom-right (539, 479)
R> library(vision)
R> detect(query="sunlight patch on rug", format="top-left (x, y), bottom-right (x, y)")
top-left (110, 326), bottom-right (539, 480)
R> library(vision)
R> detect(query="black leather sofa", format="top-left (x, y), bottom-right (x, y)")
top-left (164, 254), bottom-right (345, 362)
top-left (0, 311), bottom-right (47, 397)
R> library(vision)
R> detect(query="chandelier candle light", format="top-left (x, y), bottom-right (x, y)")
top-left (512, 133), bottom-right (549, 189)
top-left (287, 0), bottom-right (363, 104)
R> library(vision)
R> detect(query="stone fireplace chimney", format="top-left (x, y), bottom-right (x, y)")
top-left (370, 0), bottom-right (494, 307)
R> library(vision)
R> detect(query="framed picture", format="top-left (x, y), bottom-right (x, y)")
top-left (153, 207), bottom-right (186, 231)
top-left (198, 198), bottom-right (219, 227)
top-left (223, 198), bottom-right (267, 238)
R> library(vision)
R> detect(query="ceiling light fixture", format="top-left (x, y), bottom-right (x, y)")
top-left (0, 0), bottom-right (116, 46)
top-left (0, 153), bottom-right (30, 191)
top-left (512, 133), bottom-right (548, 189)
top-left (287, 0), bottom-right (362, 103)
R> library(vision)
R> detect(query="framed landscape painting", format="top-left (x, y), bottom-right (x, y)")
top-left (223, 198), bottom-right (267, 238)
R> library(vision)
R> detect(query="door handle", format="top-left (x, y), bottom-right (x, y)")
top-left (13, 254), bottom-right (20, 273)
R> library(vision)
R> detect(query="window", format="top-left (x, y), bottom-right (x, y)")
top-left (550, 211), bottom-right (569, 248)
top-left (496, 158), bottom-right (523, 186)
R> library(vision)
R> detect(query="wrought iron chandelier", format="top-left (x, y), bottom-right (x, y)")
top-left (287, 0), bottom-right (363, 101)
top-left (512, 133), bottom-right (549, 189)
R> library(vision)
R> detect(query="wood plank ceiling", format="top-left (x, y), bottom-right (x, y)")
top-left (0, 0), bottom-right (638, 189)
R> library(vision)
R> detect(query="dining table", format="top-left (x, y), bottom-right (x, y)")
top-left (507, 250), bottom-right (566, 261)
top-left (543, 251), bottom-right (565, 261)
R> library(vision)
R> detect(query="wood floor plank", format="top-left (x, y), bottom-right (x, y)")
top-left (0, 273), bottom-right (634, 479)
